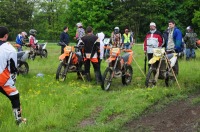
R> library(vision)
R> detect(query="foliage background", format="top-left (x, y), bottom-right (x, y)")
top-left (0, 0), bottom-right (200, 42)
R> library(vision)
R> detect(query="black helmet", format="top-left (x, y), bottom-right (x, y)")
top-left (29, 29), bottom-right (37, 36)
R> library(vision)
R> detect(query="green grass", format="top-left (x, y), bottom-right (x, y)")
top-left (0, 43), bottom-right (199, 131)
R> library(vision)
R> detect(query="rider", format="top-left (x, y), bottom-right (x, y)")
top-left (122, 28), bottom-right (133, 49)
top-left (0, 26), bottom-right (26, 125)
top-left (111, 27), bottom-right (121, 48)
top-left (15, 31), bottom-right (27, 52)
top-left (79, 26), bottom-right (102, 84)
top-left (143, 22), bottom-right (163, 68)
top-left (184, 26), bottom-right (198, 60)
top-left (29, 29), bottom-right (37, 49)
top-left (74, 22), bottom-right (85, 42)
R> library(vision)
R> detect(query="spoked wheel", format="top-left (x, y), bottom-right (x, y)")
top-left (122, 65), bottom-right (133, 85)
top-left (101, 67), bottom-right (113, 91)
top-left (145, 68), bottom-right (156, 87)
top-left (41, 49), bottom-right (48, 58)
top-left (56, 63), bottom-right (69, 81)
top-left (18, 62), bottom-right (29, 75)
top-left (165, 71), bottom-right (176, 87)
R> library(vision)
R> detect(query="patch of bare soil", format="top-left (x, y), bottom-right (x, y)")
top-left (122, 96), bottom-right (200, 132)
top-left (79, 107), bottom-right (102, 127)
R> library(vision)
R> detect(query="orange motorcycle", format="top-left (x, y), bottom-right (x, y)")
top-left (56, 45), bottom-right (84, 81)
top-left (101, 48), bottom-right (133, 90)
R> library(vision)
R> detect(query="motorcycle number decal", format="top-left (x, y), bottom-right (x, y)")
top-left (65, 46), bottom-right (72, 51)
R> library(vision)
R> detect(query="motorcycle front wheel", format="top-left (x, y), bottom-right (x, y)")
top-left (122, 65), bottom-right (133, 85)
top-left (18, 61), bottom-right (29, 75)
top-left (101, 67), bottom-right (113, 91)
top-left (165, 71), bottom-right (176, 87)
top-left (56, 63), bottom-right (69, 81)
top-left (41, 49), bottom-right (48, 58)
top-left (145, 68), bottom-right (156, 87)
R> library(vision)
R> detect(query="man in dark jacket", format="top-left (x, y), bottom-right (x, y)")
top-left (79, 26), bottom-right (102, 84)
top-left (60, 26), bottom-right (70, 54)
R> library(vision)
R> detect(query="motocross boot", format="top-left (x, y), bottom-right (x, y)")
top-left (95, 71), bottom-right (103, 85)
top-left (85, 73), bottom-right (91, 82)
top-left (13, 108), bottom-right (27, 125)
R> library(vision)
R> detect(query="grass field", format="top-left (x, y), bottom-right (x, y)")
top-left (0, 43), bottom-right (199, 131)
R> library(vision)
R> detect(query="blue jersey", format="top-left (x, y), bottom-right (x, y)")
top-left (16, 34), bottom-right (24, 45)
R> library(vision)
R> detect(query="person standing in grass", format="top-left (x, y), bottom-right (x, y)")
top-left (122, 28), bottom-right (133, 49)
top-left (74, 22), bottom-right (85, 43)
top-left (184, 26), bottom-right (198, 60)
top-left (60, 26), bottom-right (70, 54)
top-left (165, 20), bottom-right (183, 75)
top-left (0, 26), bottom-right (26, 125)
top-left (79, 26), bottom-right (102, 84)
top-left (143, 22), bottom-right (163, 68)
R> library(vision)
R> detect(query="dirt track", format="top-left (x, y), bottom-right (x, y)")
top-left (122, 96), bottom-right (200, 132)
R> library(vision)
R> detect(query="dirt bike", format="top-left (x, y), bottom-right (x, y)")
top-left (101, 48), bottom-right (133, 91)
top-left (28, 41), bottom-right (48, 60)
top-left (56, 44), bottom-right (84, 81)
top-left (145, 48), bottom-right (178, 87)
top-left (17, 50), bottom-right (29, 75)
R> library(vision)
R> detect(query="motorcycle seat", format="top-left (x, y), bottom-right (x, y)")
top-left (121, 52), bottom-right (130, 63)
top-left (17, 51), bottom-right (25, 59)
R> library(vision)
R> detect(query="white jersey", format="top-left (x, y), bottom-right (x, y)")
top-left (96, 32), bottom-right (105, 59)
top-left (0, 42), bottom-right (18, 96)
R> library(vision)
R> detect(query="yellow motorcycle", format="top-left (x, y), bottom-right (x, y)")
top-left (145, 48), bottom-right (178, 87)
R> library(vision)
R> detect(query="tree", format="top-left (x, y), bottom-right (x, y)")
top-left (66, 0), bottom-right (113, 37)
top-left (0, 0), bottom-right (35, 40)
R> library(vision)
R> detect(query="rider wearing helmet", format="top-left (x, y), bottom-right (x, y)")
top-left (184, 26), bottom-right (198, 60)
top-left (0, 26), bottom-right (26, 125)
top-left (15, 31), bottom-right (27, 52)
top-left (74, 22), bottom-right (85, 42)
top-left (29, 29), bottom-right (37, 49)
top-left (111, 27), bottom-right (121, 47)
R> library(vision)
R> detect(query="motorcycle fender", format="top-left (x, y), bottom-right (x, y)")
top-left (42, 43), bottom-right (47, 49)
top-left (106, 57), bottom-right (115, 63)
top-left (59, 54), bottom-right (67, 61)
top-left (149, 56), bottom-right (160, 64)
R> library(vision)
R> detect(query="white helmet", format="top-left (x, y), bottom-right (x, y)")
top-left (114, 27), bottom-right (119, 30)
top-left (22, 31), bottom-right (27, 37)
top-left (186, 26), bottom-right (191, 30)
top-left (76, 22), bottom-right (82, 27)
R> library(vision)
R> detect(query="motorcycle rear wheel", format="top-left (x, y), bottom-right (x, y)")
top-left (122, 65), bottom-right (133, 85)
top-left (101, 67), bottom-right (113, 91)
top-left (18, 61), bottom-right (29, 75)
top-left (145, 68), bottom-right (156, 87)
top-left (56, 63), bottom-right (68, 81)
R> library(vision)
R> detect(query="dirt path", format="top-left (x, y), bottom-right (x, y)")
top-left (122, 96), bottom-right (200, 132)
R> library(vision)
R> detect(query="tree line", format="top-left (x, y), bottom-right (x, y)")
top-left (0, 0), bottom-right (200, 42)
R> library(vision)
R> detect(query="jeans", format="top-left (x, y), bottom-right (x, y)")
top-left (123, 43), bottom-right (131, 49)
top-left (186, 48), bottom-right (195, 59)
